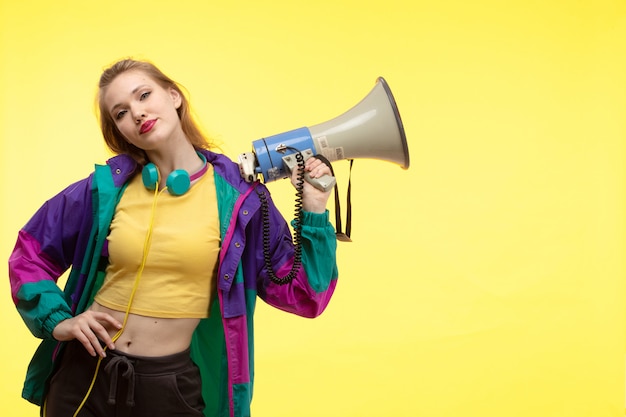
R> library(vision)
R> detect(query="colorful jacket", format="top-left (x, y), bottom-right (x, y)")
top-left (8, 150), bottom-right (338, 417)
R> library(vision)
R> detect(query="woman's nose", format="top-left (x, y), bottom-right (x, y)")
top-left (132, 106), bottom-right (146, 123)
top-left (134, 112), bottom-right (146, 124)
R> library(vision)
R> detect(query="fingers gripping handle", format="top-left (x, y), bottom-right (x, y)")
top-left (282, 150), bottom-right (336, 192)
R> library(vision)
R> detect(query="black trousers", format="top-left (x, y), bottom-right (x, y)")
top-left (43, 339), bottom-right (205, 417)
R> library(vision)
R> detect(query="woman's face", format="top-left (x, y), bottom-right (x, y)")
top-left (103, 70), bottom-right (183, 152)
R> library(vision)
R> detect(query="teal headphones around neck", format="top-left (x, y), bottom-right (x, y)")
top-left (141, 151), bottom-right (208, 196)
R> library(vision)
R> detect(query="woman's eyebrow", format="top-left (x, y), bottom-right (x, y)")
top-left (109, 84), bottom-right (150, 113)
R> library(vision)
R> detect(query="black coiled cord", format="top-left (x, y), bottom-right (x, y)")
top-left (255, 150), bottom-right (305, 285)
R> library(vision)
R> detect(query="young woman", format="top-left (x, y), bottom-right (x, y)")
top-left (9, 59), bottom-right (338, 417)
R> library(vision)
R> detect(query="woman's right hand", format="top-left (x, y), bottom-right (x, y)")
top-left (52, 310), bottom-right (122, 357)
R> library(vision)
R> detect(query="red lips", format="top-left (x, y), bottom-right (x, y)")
top-left (140, 119), bottom-right (157, 134)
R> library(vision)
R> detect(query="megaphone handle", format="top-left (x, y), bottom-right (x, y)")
top-left (282, 151), bottom-right (336, 192)
top-left (303, 172), bottom-right (336, 192)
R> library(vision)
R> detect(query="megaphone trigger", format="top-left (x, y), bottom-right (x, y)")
top-left (282, 150), bottom-right (337, 192)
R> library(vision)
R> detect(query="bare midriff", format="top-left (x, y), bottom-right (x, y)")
top-left (89, 301), bottom-right (200, 357)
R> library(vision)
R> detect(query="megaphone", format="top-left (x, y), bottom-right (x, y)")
top-left (238, 77), bottom-right (409, 191)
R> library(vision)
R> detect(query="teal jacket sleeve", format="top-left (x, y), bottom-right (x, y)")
top-left (255, 207), bottom-right (339, 318)
top-left (8, 177), bottom-right (94, 339)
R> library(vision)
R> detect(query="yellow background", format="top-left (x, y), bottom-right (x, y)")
top-left (1, 1), bottom-right (625, 416)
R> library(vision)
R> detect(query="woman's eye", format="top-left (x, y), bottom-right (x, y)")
top-left (115, 110), bottom-right (127, 120)
top-left (140, 91), bottom-right (151, 100)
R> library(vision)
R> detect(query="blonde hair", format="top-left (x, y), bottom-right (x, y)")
top-left (97, 58), bottom-right (213, 163)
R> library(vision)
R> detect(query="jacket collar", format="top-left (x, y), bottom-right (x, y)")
top-left (105, 154), bottom-right (139, 188)
top-left (105, 150), bottom-right (255, 194)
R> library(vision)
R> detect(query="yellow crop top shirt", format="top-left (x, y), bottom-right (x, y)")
top-left (94, 165), bottom-right (220, 318)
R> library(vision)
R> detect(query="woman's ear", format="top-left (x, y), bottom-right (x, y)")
top-left (169, 87), bottom-right (182, 109)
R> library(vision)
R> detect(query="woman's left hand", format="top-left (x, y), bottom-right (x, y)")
top-left (290, 157), bottom-right (333, 213)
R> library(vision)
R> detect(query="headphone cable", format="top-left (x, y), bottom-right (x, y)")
top-left (50, 182), bottom-right (164, 417)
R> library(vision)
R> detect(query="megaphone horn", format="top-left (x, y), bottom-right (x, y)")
top-left (238, 77), bottom-right (409, 191)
